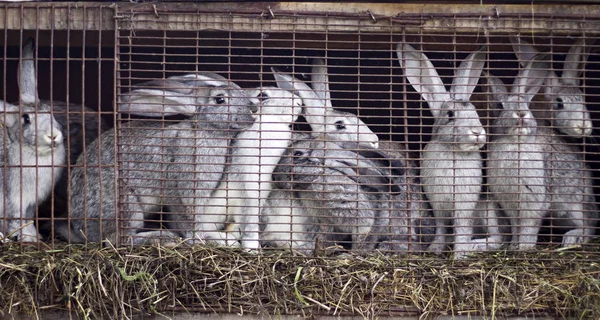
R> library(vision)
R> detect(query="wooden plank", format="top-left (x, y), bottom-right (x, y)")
top-left (0, 2), bottom-right (598, 36)
top-left (115, 2), bottom-right (600, 35)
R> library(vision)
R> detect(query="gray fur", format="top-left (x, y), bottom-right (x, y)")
top-left (510, 36), bottom-right (598, 244)
top-left (0, 102), bottom-right (65, 242)
top-left (485, 55), bottom-right (552, 250)
top-left (18, 38), bottom-right (107, 233)
top-left (262, 137), bottom-right (427, 254)
top-left (57, 75), bottom-right (255, 244)
top-left (510, 36), bottom-right (594, 137)
top-left (397, 43), bottom-right (493, 259)
top-left (536, 127), bottom-right (598, 246)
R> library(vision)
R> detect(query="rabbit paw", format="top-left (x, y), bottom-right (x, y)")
top-left (454, 239), bottom-right (502, 259)
top-left (376, 241), bottom-right (410, 253)
top-left (508, 242), bottom-right (536, 251)
top-left (471, 236), bottom-right (503, 250)
top-left (204, 231), bottom-right (241, 248)
top-left (241, 239), bottom-right (261, 252)
top-left (426, 242), bottom-right (448, 254)
top-left (561, 229), bottom-right (586, 247)
top-left (17, 224), bottom-right (40, 243)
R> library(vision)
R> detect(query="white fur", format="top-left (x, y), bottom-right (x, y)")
top-left (261, 190), bottom-right (312, 250)
top-left (201, 87), bottom-right (302, 249)
top-left (272, 67), bottom-right (379, 148)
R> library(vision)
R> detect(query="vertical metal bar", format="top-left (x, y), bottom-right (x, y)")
top-left (112, 4), bottom-right (120, 246)
top-left (1, 3), bottom-right (6, 241)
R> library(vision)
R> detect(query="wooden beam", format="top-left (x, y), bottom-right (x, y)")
top-left (0, 2), bottom-right (597, 36)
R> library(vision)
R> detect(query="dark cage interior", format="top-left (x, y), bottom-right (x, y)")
top-left (1, 2), bottom-right (600, 318)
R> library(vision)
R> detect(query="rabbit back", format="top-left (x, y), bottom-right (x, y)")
top-left (536, 126), bottom-right (598, 243)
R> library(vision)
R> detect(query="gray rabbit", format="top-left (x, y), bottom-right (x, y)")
top-left (263, 136), bottom-right (423, 254)
top-left (0, 101), bottom-right (65, 242)
top-left (485, 55), bottom-right (552, 250)
top-left (18, 38), bottom-right (107, 236)
top-left (397, 43), bottom-right (495, 258)
top-left (310, 57), bottom-right (435, 250)
top-left (56, 74), bottom-right (255, 244)
top-left (510, 37), bottom-right (598, 245)
top-left (311, 58), bottom-right (435, 250)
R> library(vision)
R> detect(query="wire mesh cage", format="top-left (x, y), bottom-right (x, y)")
top-left (0, 2), bottom-right (599, 318)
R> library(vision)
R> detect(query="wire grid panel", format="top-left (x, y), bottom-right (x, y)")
top-left (0, 3), bottom-right (114, 246)
top-left (108, 9), bottom-right (600, 257)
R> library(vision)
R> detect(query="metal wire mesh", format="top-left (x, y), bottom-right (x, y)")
top-left (0, 2), bottom-right (598, 257)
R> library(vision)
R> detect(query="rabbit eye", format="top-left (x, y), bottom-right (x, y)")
top-left (556, 98), bottom-right (565, 110)
top-left (447, 110), bottom-right (455, 120)
top-left (22, 114), bottom-right (31, 125)
top-left (214, 94), bottom-right (227, 105)
top-left (293, 151), bottom-right (304, 157)
top-left (334, 120), bottom-right (346, 130)
top-left (256, 92), bottom-right (269, 101)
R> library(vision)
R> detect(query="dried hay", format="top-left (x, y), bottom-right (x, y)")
top-left (0, 240), bottom-right (598, 319)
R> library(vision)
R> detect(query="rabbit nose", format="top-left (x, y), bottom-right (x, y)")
top-left (470, 128), bottom-right (484, 137)
top-left (518, 111), bottom-right (530, 119)
top-left (45, 132), bottom-right (63, 147)
top-left (370, 141), bottom-right (379, 148)
top-left (578, 121), bottom-right (593, 136)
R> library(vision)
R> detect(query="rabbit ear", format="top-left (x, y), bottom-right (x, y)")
top-left (482, 71), bottom-right (508, 103)
top-left (311, 58), bottom-right (332, 107)
top-left (562, 38), bottom-right (595, 85)
top-left (0, 101), bottom-right (21, 128)
top-left (334, 158), bottom-right (400, 194)
top-left (168, 73), bottom-right (240, 89)
top-left (510, 36), bottom-right (540, 66)
top-left (272, 68), bottom-right (314, 99)
top-left (451, 46), bottom-right (486, 101)
top-left (118, 88), bottom-right (197, 117)
top-left (338, 141), bottom-right (406, 177)
top-left (18, 38), bottom-right (39, 105)
top-left (511, 54), bottom-right (551, 103)
top-left (481, 71), bottom-right (508, 117)
top-left (272, 68), bottom-right (327, 131)
top-left (396, 43), bottom-right (450, 117)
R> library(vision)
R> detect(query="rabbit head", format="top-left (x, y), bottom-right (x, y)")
top-left (273, 138), bottom-right (401, 194)
top-left (485, 55), bottom-right (551, 140)
top-left (246, 86), bottom-right (303, 122)
top-left (0, 102), bottom-right (63, 154)
top-left (510, 36), bottom-right (594, 137)
top-left (119, 73), bottom-right (256, 130)
top-left (271, 68), bottom-right (379, 148)
top-left (397, 43), bottom-right (486, 152)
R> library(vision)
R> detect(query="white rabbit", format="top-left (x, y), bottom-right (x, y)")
top-left (510, 36), bottom-right (598, 245)
top-left (397, 43), bottom-right (496, 259)
top-left (0, 102), bottom-right (65, 242)
top-left (200, 87), bottom-right (302, 250)
top-left (271, 68), bottom-right (379, 148)
top-left (485, 55), bottom-right (552, 250)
